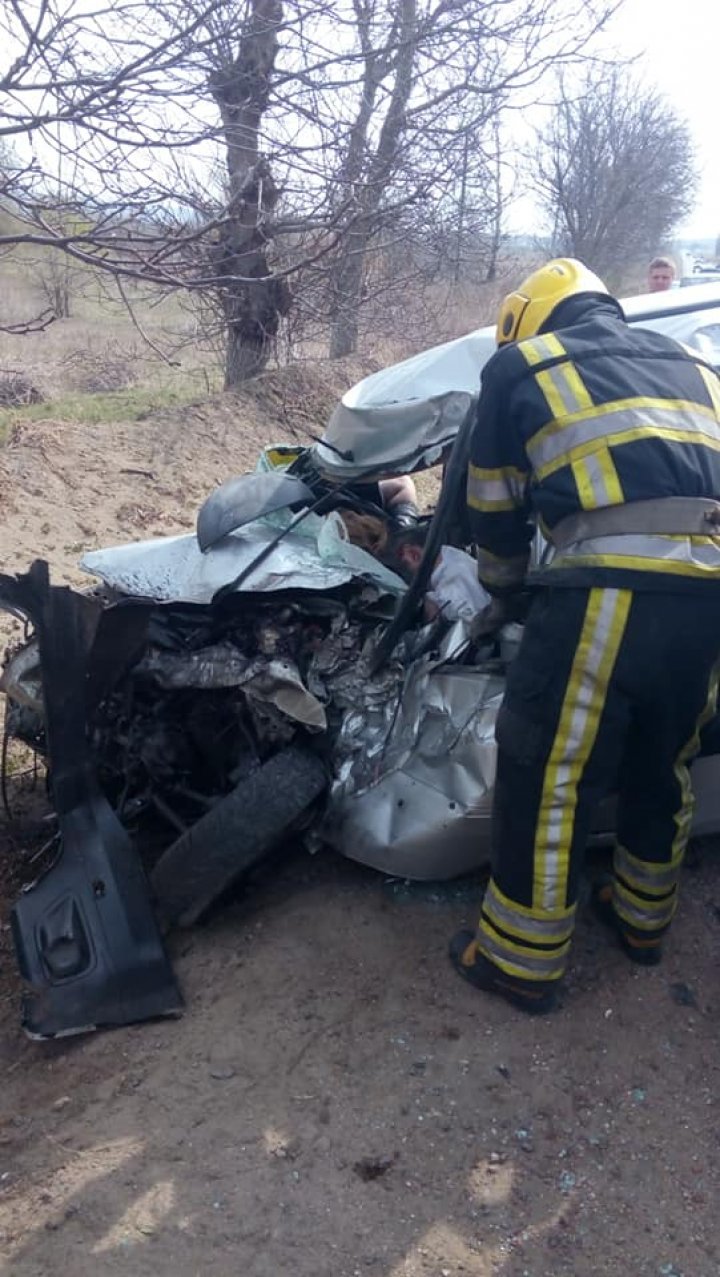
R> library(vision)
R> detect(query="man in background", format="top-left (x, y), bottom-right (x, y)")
top-left (647, 256), bottom-right (676, 292)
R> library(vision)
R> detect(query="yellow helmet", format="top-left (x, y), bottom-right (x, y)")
top-left (496, 258), bottom-right (612, 346)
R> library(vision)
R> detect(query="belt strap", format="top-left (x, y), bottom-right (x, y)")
top-left (551, 497), bottom-right (720, 550)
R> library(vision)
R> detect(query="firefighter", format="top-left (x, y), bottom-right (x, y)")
top-left (449, 258), bottom-right (720, 1014)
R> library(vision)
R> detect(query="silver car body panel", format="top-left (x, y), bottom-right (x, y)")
top-left (321, 642), bottom-right (504, 877)
top-left (312, 284), bottom-right (720, 483)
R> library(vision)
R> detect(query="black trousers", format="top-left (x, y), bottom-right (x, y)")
top-left (477, 586), bottom-right (720, 982)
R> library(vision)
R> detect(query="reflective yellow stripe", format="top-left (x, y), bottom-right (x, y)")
top-left (614, 844), bottom-right (679, 894)
top-left (468, 495), bottom-right (518, 512)
top-left (519, 334), bottom-right (566, 365)
top-left (593, 447), bottom-right (623, 503)
top-left (534, 588), bottom-right (631, 911)
top-left (535, 362), bottom-right (594, 418)
top-left (529, 401), bottom-right (720, 479)
top-left (613, 880), bottom-right (677, 932)
top-left (571, 445), bottom-right (624, 509)
top-left (469, 464), bottom-right (528, 483)
top-left (518, 334), bottom-right (594, 418)
top-left (614, 880), bottom-right (674, 913)
top-left (572, 457), bottom-right (596, 509)
top-left (480, 918), bottom-right (571, 958)
top-left (534, 394), bottom-right (719, 447)
top-left (467, 463), bottom-right (528, 512)
top-left (548, 533), bottom-right (720, 577)
top-left (539, 425), bottom-right (720, 482)
top-left (482, 877), bottom-right (575, 945)
top-left (476, 919), bottom-right (570, 981)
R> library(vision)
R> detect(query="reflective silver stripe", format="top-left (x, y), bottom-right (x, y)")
top-left (549, 533), bottom-right (720, 575)
top-left (613, 880), bottom-right (677, 932)
top-left (535, 363), bottom-right (590, 415)
top-left (518, 334), bottom-right (566, 365)
top-left (572, 450), bottom-right (619, 507)
top-left (528, 402), bottom-right (720, 477)
top-left (551, 496), bottom-right (720, 548)
top-left (468, 475), bottom-right (512, 502)
top-left (467, 466), bottom-right (527, 508)
top-left (483, 878), bottom-right (575, 944)
top-left (477, 919), bottom-right (570, 981)
top-left (614, 845), bottom-right (680, 894)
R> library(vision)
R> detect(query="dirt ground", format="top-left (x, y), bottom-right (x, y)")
top-left (0, 367), bottom-right (720, 1277)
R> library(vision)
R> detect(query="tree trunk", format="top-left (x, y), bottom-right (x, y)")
top-left (484, 118), bottom-right (503, 284)
top-left (454, 131), bottom-right (470, 285)
top-left (327, 0), bottom-right (418, 360)
top-left (210, 0), bottom-right (288, 387)
top-left (328, 229), bottom-right (366, 359)
top-left (224, 314), bottom-right (271, 384)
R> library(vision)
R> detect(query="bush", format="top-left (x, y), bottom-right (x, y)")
top-left (0, 372), bottom-right (44, 407)
top-left (62, 346), bottom-right (139, 393)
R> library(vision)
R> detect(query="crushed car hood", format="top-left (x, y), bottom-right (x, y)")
top-left (81, 510), bottom-right (406, 603)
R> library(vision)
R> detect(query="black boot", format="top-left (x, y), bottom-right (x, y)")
top-left (448, 931), bottom-right (560, 1015)
top-left (590, 875), bottom-right (664, 966)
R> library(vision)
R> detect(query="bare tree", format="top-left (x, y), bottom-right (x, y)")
top-left (483, 117), bottom-right (507, 283)
top-left (530, 69), bottom-right (696, 289)
top-left (422, 114), bottom-right (511, 287)
top-left (324, 0), bottom-right (618, 358)
top-left (204, 0), bottom-right (291, 383)
top-left (0, 0), bottom-right (339, 379)
top-left (0, 0), bottom-right (618, 383)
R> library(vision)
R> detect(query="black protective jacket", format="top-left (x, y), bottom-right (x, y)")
top-left (467, 298), bottom-right (720, 594)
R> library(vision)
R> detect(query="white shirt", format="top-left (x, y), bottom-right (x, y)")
top-left (427, 545), bottom-right (491, 622)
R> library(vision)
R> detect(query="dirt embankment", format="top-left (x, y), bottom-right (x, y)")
top-left (0, 357), bottom-right (378, 588)
top-left (0, 361), bottom-right (719, 1277)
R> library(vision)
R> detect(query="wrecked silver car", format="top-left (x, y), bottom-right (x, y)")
top-left (3, 281), bottom-right (720, 1038)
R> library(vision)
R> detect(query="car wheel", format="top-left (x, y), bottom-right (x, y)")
top-left (150, 745), bottom-right (328, 929)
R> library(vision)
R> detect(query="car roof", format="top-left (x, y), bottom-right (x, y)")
top-left (312, 282), bottom-right (720, 481)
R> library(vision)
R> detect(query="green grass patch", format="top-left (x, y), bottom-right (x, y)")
top-left (0, 378), bottom-right (221, 441)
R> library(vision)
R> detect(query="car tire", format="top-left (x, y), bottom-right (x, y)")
top-left (150, 745), bottom-right (328, 929)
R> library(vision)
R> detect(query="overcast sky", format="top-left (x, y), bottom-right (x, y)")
top-left (605, 0), bottom-right (719, 238)
top-left (508, 0), bottom-right (719, 242)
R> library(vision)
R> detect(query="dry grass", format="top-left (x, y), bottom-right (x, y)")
top-left (0, 383), bottom-right (224, 445)
top-left (0, 245), bottom-right (520, 443)
top-left (0, 254), bottom-right (224, 438)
